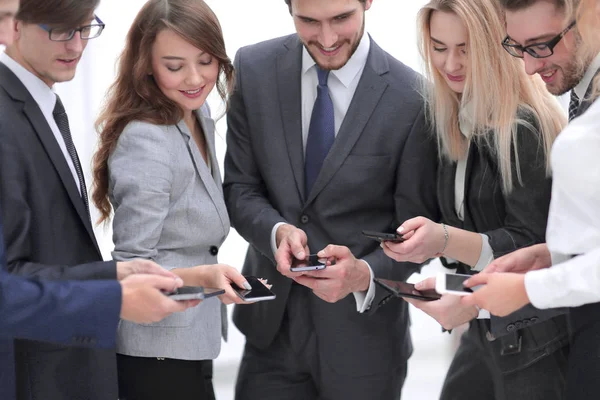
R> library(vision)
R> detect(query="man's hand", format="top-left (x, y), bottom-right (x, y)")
top-left (294, 245), bottom-right (370, 303)
top-left (462, 273), bottom-right (529, 317)
top-left (274, 224), bottom-right (310, 279)
top-left (116, 259), bottom-right (177, 281)
top-left (404, 277), bottom-right (478, 330)
top-left (382, 217), bottom-right (445, 264)
top-left (120, 275), bottom-right (199, 324)
top-left (484, 244), bottom-right (551, 274)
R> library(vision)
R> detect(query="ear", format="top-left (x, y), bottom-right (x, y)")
top-left (364, 0), bottom-right (374, 11)
top-left (12, 19), bottom-right (21, 41)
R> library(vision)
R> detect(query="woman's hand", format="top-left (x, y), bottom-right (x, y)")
top-left (484, 244), bottom-right (551, 274)
top-left (404, 277), bottom-right (478, 330)
top-left (462, 273), bottom-right (529, 317)
top-left (190, 264), bottom-right (252, 305)
top-left (382, 217), bottom-right (446, 263)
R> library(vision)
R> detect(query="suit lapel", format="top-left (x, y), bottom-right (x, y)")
top-left (178, 112), bottom-right (230, 233)
top-left (305, 38), bottom-right (389, 206)
top-left (277, 36), bottom-right (306, 201)
top-left (0, 64), bottom-right (100, 253)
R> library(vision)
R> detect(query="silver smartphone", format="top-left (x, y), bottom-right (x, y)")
top-left (166, 286), bottom-right (225, 301)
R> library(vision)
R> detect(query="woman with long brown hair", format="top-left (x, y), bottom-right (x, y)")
top-left (92, 0), bottom-right (252, 398)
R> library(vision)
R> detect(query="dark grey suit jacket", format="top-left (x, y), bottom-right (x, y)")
top-left (0, 63), bottom-right (118, 400)
top-left (224, 34), bottom-right (439, 376)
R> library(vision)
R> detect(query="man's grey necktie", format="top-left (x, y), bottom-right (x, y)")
top-left (305, 66), bottom-right (335, 195)
top-left (53, 94), bottom-right (90, 218)
top-left (568, 90), bottom-right (580, 121)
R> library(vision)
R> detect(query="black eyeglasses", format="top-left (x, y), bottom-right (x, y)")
top-left (502, 21), bottom-right (576, 59)
top-left (39, 15), bottom-right (105, 42)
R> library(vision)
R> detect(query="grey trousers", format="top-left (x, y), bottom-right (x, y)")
top-left (440, 319), bottom-right (569, 400)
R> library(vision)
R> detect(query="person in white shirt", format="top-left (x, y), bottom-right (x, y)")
top-left (381, 0), bottom-right (570, 398)
top-left (462, 0), bottom-right (600, 398)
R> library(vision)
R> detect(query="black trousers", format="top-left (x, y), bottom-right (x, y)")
top-left (117, 354), bottom-right (215, 400)
top-left (440, 319), bottom-right (569, 400)
top-left (567, 302), bottom-right (600, 399)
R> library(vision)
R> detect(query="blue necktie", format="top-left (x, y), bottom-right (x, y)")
top-left (305, 67), bottom-right (335, 194)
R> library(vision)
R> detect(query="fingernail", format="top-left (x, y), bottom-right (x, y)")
top-left (414, 281), bottom-right (423, 289)
top-left (317, 251), bottom-right (325, 257)
top-left (175, 277), bottom-right (183, 286)
top-left (297, 251), bottom-right (305, 259)
top-left (243, 281), bottom-right (252, 290)
top-left (380, 242), bottom-right (384, 249)
top-left (397, 226), bottom-right (404, 234)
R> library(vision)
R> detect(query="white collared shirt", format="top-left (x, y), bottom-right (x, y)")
top-left (270, 31), bottom-right (376, 313)
top-left (524, 96), bottom-right (600, 309)
top-left (0, 52), bottom-right (82, 195)
top-left (300, 29), bottom-right (370, 145)
top-left (573, 52), bottom-right (600, 102)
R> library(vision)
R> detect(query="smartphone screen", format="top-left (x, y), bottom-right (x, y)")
top-left (445, 275), bottom-right (473, 293)
top-left (290, 254), bottom-right (332, 272)
top-left (166, 286), bottom-right (225, 301)
top-left (374, 278), bottom-right (441, 301)
top-left (235, 276), bottom-right (276, 301)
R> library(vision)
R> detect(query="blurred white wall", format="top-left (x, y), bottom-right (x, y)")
top-left (54, 1), bottom-right (457, 398)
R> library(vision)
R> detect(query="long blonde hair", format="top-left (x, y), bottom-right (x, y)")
top-left (417, 0), bottom-right (566, 192)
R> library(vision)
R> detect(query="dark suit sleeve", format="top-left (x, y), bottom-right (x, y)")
top-left (363, 106), bottom-right (441, 310)
top-left (0, 215), bottom-right (120, 347)
top-left (482, 118), bottom-right (551, 256)
top-left (223, 49), bottom-right (287, 261)
top-left (0, 119), bottom-right (116, 281)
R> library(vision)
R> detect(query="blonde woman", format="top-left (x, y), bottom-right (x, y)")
top-left (464, 0), bottom-right (600, 397)
top-left (381, 0), bottom-right (569, 398)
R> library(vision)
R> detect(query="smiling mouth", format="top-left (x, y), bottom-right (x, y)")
top-left (182, 89), bottom-right (201, 95)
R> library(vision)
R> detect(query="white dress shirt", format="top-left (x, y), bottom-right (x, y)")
top-left (0, 52), bottom-right (82, 195)
top-left (573, 52), bottom-right (600, 103)
top-left (524, 94), bottom-right (600, 308)
top-left (270, 30), bottom-right (376, 312)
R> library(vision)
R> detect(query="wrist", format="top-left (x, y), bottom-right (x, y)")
top-left (439, 223), bottom-right (449, 255)
top-left (356, 260), bottom-right (371, 292)
top-left (116, 262), bottom-right (128, 281)
top-left (275, 224), bottom-right (295, 248)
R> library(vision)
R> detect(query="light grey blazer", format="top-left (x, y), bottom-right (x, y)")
top-left (109, 105), bottom-right (230, 360)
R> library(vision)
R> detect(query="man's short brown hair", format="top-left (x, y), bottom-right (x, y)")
top-left (498, 0), bottom-right (577, 12)
top-left (283, 0), bottom-right (367, 12)
top-left (17, 0), bottom-right (100, 27)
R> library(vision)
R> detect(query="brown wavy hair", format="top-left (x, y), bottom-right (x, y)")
top-left (92, 0), bottom-right (234, 224)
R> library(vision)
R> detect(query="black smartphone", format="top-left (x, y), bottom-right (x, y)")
top-left (374, 278), bottom-right (441, 301)
top-left (362, 230), bottom-right (405, 243)
top-left (290, 254), bottom-right (334, 272)
top-left (233, 276), bottom-right (276, 302)
top-left (165, 286), bottom-right (225, 301)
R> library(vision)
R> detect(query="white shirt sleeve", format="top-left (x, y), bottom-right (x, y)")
top-left (472, 234), bottom-right (495, 272)
top-left (270, 222), bottom-right (287, 255)
top-left (525, 248), bottom-right (600, 309)
top-left (352, 260), bottom-right (376, 313)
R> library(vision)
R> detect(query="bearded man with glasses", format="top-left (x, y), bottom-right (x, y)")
top-left (500, 0), bottom-right (600, 121)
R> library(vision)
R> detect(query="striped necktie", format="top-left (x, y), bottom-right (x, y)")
top-left (53, 94), bottom-right (90, 218)
top-left (568, 90), bottom-right (580, 121)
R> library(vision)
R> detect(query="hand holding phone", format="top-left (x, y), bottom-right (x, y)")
top-left (435, 273), bottom-right (475, 296)
top-left (233, 276), bottom-right (276, 302)
top-left (374, 278), bottom-right (441, 301)
top-left (362, 230), bottom-right (405, 243)
top-left (165, 286), bottom-right (225, 301)
top-left (290, 254), bottom-right (334, 272)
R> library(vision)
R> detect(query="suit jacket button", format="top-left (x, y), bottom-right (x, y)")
top-left (210, 246), bottom-right (218, 256)
top-left (506, 323), bottom-right (516, 332)
top-left (515, 321), bottom-right (524, 330)
top-left (300, 215), bottom-right (309, 224)
top-left (530, 316), bottom-right (539, 323)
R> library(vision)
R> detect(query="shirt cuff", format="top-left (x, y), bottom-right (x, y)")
top-left (270, 222), bottom-right (287, 256)
top-left (352, 260), bottom-right (376, 313)
top-left (472, 234), bottom-right (495, 271)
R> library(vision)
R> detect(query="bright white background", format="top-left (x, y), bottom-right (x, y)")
top-left (55, 1), bottom-right (459, 398)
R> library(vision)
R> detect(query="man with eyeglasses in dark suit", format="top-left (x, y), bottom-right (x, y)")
top-left (0, 0), bottom-right (196, 399)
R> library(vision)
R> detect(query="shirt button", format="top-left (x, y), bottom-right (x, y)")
top-left (506, 323), bottom-right (516, 332)
top-left (209, 246), bottom-right (218, 256)
top-left (300, 215), bottom-right (310, 224)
